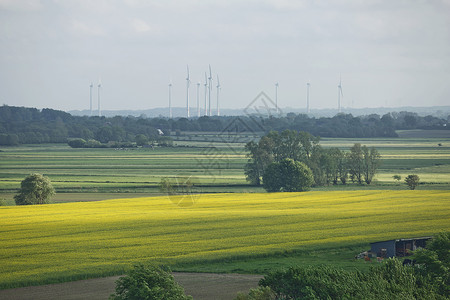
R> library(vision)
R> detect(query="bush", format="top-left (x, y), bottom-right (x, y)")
top-left (68, 138), bottom-right (86, 148)
top-left (235, 286), bottom-right (275, 300)
top-left (14, 173), bottom-right (55, 205)
top-left (258, 259), bottom-right (442, 299)
top-left (109, 264), bottom-right (192, 300)
top-left (263, 158), bottom-right (314, 192)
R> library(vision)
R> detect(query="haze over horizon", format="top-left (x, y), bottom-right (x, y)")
top-left (1, 0), bottom-right (449, 112)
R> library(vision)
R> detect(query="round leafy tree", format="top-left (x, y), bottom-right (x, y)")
top-left (14, 173), bottom-right (55, 205)
top-left (110, 264), bottom-right (192, 300)
top-left (263, 158), bottom-right (314, 192)
top-left (405, 174), bottom-right (420, 190)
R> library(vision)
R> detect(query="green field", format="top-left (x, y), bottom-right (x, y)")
top-left (1, 136), bottom-right (450, 202)
top-left (1, 190), bottom-right (449, 289)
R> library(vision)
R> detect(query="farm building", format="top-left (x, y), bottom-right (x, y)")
top-left (370, 237), bottom-right (432, 258)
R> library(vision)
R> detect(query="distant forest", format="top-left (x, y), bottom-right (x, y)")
top-left (0, 105), bottom-right (448, 146)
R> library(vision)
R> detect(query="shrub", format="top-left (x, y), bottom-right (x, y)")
top-left (14, 173), bottom-right (55, 205)
top-left (109, 264), bottom-right (192, 300)
top-left (263, 158), bottom-right (314, 192)
top-left (67, 138), bottom-right (86, 148)
top-left (258, 259), bottom-right (441, 299)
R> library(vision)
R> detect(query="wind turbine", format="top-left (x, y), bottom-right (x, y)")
top-left (216, 75), bottom-right (221, 116)
top-left (306, 82), bottom-right (310, 114)
top-left (208, 65), bottom-right (213, 116)
top-left (275, 82), bottom-right (279, 113)
top-left (168, 80), bottom-right (173, 118)
top-left (196, 81), bottom-right (201, 117)
top-left (97, 79), bottom-right (102, 117)
top-left (89, 82), bottom-right (93, 116)
top-left (204, 72), bottom-right (208, 116)
top-left (338, 77), bottom-right (343, 113)
top-left (186, 65), bottom-right (190, 118)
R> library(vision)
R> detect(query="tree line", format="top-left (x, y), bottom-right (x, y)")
top-left (245, 130), bottom-right (381, 190)
top-left (1, 105), bottom-right (448, 146)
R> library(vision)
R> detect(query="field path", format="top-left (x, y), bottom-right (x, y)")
top-left (0, 273), bottom-right (262, 300)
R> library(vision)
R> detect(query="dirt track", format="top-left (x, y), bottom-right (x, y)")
top-left (0, 273), bottom-right (262, 300)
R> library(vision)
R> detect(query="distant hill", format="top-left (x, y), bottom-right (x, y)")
top-left (68, 106), bottom-right (450, 119)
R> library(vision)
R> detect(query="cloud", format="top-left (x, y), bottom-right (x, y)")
top-left (70, 20), bottom-right (105, 36)
top-left (0, 0), bottom-right (42, 11)
top-left (130, 19), bottom-right (152, 34)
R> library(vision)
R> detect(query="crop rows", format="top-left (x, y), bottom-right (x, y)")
top-left (1, 190), bottom-right (449, 288)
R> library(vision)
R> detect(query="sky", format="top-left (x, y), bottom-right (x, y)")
top-left (1, 0), bottom-right (449, 113)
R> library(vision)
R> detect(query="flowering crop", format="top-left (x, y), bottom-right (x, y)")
top-left (0, 190), bottom-right (449, 288)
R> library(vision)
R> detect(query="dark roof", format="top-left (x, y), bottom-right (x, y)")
top-left (370, 236), bottom-right (433, 245)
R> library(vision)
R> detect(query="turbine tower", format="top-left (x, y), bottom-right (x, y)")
top-left (204, 73), bottom-right (208, 116)
top-left (168, 81), bottom-right (172, 118)
top-left (186, 65), bottom-right (190, 118)
top-left (97, 79), bottom-right (102, 117)
top-left (275, 82), bottom-right (279, 113)
top-left (338, 77), bottom-right (343, 113)
top-left (306, 82), bottom-right (310, 114)
top-left (208, 65), bottom-right (213, 116)
top-left (196, 81), bottom-right (201, 117)
top-left (216, 75), bottom-right (221, 116)
top-left (89, 82), bottom-right (93, 116)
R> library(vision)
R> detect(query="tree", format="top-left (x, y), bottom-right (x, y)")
top-left (135, 134), bottom-right (149, 146)
top-left (258, 259), bottom-right (440, 299)
top-left (362, 146), bottom-right (381, 184)
top-left (109, 264), bottom-right (192, 300)
top-left (348, 143), bottom-right (364, 184)
top-left (393, 175), bottom-right (401, 183)
top-left (261, 162), bottom-right (283, 192)
top-left (413, 232), bottom-right (449, 296)
top-left (244, 138), bottom-right (274, 186)
top-left (263, 159), bottom-right (314, 192)
top-left (405, 174), bottom-right (420, 190)
top-left (14, 173), bottom-right (55, 205)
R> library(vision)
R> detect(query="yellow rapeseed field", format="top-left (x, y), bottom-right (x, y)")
top-left (0, 190), bottom-right (449, 288)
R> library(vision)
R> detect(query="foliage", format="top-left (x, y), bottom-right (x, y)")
top-left (1, 190), bottom-right (449, 289)
top-left (67, 138), bottom-right (87, 148)
top-left (7, 106), bottom-right (449, 146)
top-left (348, 143), bottom-right (364, 184)
top-left (413, 232), bottom-right (450, 296)
top-left (0, 133), bottom-right (19, 146)
top-left (393, 174), bottom-right (402, 182)
top-left (109, 264), bottom-right (192, 300)
top-left (263, 159), bottom-right (314, 192)
top-left (247, 131), bottom-right (380, 187)
top-left (245, 130), bottom-right (318, 186)
top-left (235, 287), bottom-right (275, 300)
top-left (14, 173), bottom-right (55, 205)
top-left (135, 134), bottom-right (149, 146)
top-left (362, 146), bottom-right (381, 184)
top-left (405, 174), bottom-right (420, 190)
top-left (259, 259), bottom-right (443, 299)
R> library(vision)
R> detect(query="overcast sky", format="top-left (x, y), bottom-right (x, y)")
top-left (1, 0), bottom-right (449, 113)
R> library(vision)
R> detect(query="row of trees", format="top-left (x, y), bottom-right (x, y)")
top-left (245, 130), bottom-right (381, 191)
top-left (1, 105), bottom-right (449, 145)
